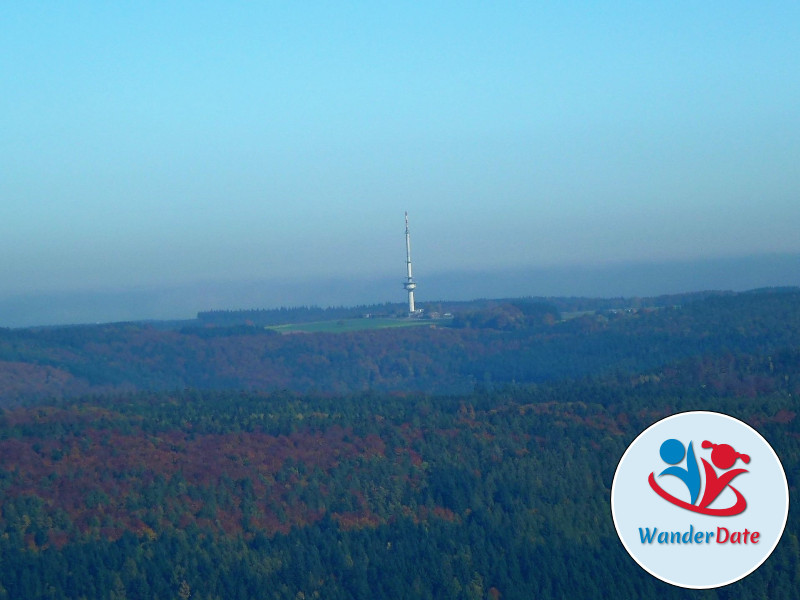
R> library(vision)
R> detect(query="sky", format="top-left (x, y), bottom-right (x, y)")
top-left (2, 2), bottom-right (800, 324)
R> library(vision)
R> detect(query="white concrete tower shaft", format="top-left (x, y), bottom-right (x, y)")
top-left (403, 212), bottom-right (417, 313)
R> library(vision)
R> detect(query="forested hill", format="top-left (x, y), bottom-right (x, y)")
top-left (1, 288), bottom-right (799, 598)
top-left (1, 288), bottom-right (800, 402)
top-left (192, 290), bottom-right (725, 326)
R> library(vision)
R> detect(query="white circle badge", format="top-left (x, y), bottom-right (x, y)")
top-left (611, 411), bottom-right (789, 589)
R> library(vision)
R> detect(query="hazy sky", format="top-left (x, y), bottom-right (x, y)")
top-left (3, 2), bottom-right (800, 301)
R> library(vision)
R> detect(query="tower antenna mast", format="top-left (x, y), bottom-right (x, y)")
top-left (403, 212), bottom-right (417, 314)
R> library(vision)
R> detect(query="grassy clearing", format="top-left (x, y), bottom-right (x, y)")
top-left (268, 317), bottom-right (437, 334)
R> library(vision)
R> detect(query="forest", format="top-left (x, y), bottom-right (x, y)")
top-left (0, 288), bottom-right (798, 598)
top-left (1, 289), bottom-right (799, 402)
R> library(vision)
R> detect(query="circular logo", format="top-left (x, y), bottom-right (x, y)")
top-left (611, 411), bottom-right (789, 589)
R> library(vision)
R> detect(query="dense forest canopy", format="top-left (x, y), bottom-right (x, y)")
top-left (0, 288), bottom-right (798, 598)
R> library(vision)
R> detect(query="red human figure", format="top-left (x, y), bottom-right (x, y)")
top-left (698, 441), bottom-right (750, 510)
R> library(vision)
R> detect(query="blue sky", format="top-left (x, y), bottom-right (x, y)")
top-left (2, 2), bottom-right (799, 310)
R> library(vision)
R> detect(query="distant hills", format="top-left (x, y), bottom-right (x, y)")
top-left (1, 252), bottom-right (798, 328)
top-left (1, 287), bottom-right (799, 404)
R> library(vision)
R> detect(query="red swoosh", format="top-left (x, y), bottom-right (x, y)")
top-left (648, 472), bottom-right (747, 516)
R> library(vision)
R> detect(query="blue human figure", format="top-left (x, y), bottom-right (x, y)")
top-left (658, 439), bottom-right (701, 505)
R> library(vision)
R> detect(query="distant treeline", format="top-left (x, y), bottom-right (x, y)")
top-left (0, 290), bottom-right (800, 406)
top-left (451, 300), bottom-right (559, 330)
top-left (0, 288), bottom-right (799, 402)
top-left (197, 303), bottom-right (409, 326)
top-left (194, 289), bottom-right (754, 328)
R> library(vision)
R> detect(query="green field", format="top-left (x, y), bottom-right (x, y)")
top-left (268, 317), bottom-right (439, 334)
